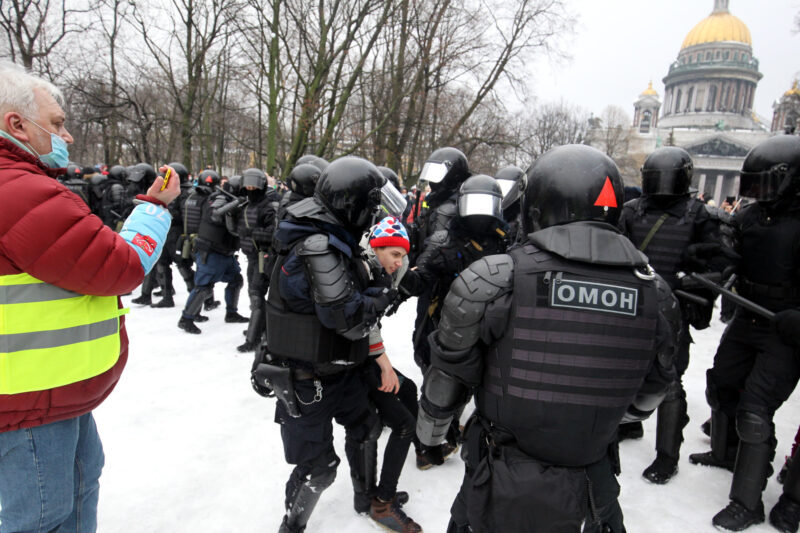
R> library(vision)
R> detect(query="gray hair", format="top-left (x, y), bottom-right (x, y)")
top-left (0, 61), bottom-right (65, 117)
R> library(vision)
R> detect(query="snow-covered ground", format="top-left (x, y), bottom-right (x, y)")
top-left (92, 278), bottom-right (800, 532)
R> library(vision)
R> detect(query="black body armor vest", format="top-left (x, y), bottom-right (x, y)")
top-left (265, 238), bottom-right (369, 375)
top-left (627, 197), bottom-right (701, 288)
top-left (736, 203), bottom-right (800, 311)
top-left (197, 191), bottom-right (238, 255)
top-left (477, 243), bottom-right (660, 467)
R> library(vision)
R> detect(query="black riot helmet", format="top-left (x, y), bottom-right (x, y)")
top-left (739, 135), bottom-right (800, 203)
top-left (457, 174), bottom-right (503, 223)
top-left (198, 169), bottom-right (221, 188)
top-left (522, 144), bottom-right (623, 234)
top-left (297, 154), bottom-right (330, 173)
top-left (314, 156), bottom-right (387, 234)
top-left (288, 163), bottom-right (321, 198)
top-left (167, 162), bottom-right (190, 183)
top-left (107, 165), bottom-right (128, 182)
top-left (242, 168), bottom-right (267, 190)
top-left (641, 147), bottom-right (694, 196)
top-left (419, 147), bottom-right (470, 193)
top-left (128, 163), bottom-right (156, 184)
top-left (65, 162), bottom-right (83, 180)
top-left (228, 175), bottom-right (243, 195)
top-left (495, 165), bottom-right (527, 212)
top-left (377, 166), bottom-right (401, 190)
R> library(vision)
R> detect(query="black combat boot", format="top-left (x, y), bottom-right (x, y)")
top-left (178, 316), bottom-right (201, 334)
top-left (690, 409), bottom-right (737, 471)
top-left (770, 495), bottom-right (800, 533)
top-left (643, 394), bottom-right (688, 484)
top-left (131, 294), bottom-right (152, 305)
top-left (771, 450), bottom-right (800, 533)
top-left (225, 311), bottom-right (249, 323)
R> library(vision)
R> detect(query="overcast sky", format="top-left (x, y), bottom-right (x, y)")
top-left (529, 0), bottom-right (800, 121)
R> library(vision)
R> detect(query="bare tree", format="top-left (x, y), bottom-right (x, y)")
top-left (0, 0), bottom-right (92, 70)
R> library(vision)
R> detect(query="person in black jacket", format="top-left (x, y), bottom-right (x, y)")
top-left (177, 169), bottom-right (248, 334)
top-left (251, 157), bottom-right (398, 533)
top-left (616, 147), bottom-right (733, 484)
top-left (230, 168), bottom-right (278, 352)
top-left (408, 147), bottom-right (470, 264)
top-left (417, 145), bottom-right (679, 533)
top-left (688, 135), bottom-right (800, 531)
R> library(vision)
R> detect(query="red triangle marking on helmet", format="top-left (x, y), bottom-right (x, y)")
top-left (594, 177), bottom-right (618, 208)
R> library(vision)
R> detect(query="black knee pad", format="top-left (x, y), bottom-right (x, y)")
top-left (346, 409), bottom-right (381, 444)
top-left (736, 411), bottom-right (772, 444)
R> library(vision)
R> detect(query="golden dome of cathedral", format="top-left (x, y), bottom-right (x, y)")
top-left (680, 1), bottom-right (751, 50)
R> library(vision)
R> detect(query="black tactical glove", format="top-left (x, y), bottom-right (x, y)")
top-left (682, 242), bottom-right (740, 273)
top-left (775, 309), bottom-right (800, 347)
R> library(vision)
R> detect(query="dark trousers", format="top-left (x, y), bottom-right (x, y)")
top-left (709, 312), bottom-right (800, 420)
top-left (367, 366), bottom-right (418, 501)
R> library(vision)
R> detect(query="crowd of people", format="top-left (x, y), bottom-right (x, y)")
top-left (3, 61), bottom-right (800, 533)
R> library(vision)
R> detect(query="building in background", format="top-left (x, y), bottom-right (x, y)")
top-left (592, 0), bottom-right (796, 204)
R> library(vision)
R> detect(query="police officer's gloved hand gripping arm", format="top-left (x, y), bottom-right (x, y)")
top-left (417, 255), bottom-right (513, 446)
top-left (297, 234), bottom-right (396, 340)
top-left (621, 274), bottom-right (681, 423)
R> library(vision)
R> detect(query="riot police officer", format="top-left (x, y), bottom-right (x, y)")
top-left (277, 163), bottom-right (321, 222)
top-left (416, 144), bottom-right (679, 533)
top-left (689, 135), bottom-right (800, 531)
top-left (230, 168), bottom-right (278, 352)
top-left (252, 157), bottom-right (397, 533)
top-left (149, 163), bottom-right (196, 307)
top-left (60, 162), bottom-right (91, 205)
top-left (495, 165), bottom-right (526, 245)
top-left (617, 147), bottom-right (731, 484)
top-left (177, 169), bottom-right (248, 334)
top-left (409, 147), bottom-right (471, 263)
top-left (97, 165), bottom-right (129, 230)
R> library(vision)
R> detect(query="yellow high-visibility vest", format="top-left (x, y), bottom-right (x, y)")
top-left (0, 273), bottom-right (128, 394)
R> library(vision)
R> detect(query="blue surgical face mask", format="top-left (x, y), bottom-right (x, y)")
top-left (23, 116), bottom-right (70, 168)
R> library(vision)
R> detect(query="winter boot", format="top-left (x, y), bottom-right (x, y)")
top-left (617, 421), bottom-right (643, 442)
top-left (225, 311), bottom-right (249, 323)
top-left (204, 296), bottom-right (220, 311)
top-left (771, 449), bottom-right (800, 533)
top-left (713, 414), bottom-right (775, 531)
top-left (131, 294), bottom-right (152, 305)
top-left (151, 297), bottom-right (175, 308)
top-left (369, 497), bottom-right (422, 533)
top-left (178, 316), bottom-right (201, 334)
top-left (713, 500), bottom-right (765, 531)
top-left (643, 391), bottom-right (688, 484)
top-left (770, 495), bottom-right (800, 533)
top-left (690, 409), bottom-right (737, 471)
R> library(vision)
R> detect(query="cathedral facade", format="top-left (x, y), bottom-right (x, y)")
top-left (597, 0), bottom-right (797, 204)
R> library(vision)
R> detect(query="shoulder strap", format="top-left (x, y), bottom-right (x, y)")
top-left (638, 213), bottom-right (670, 252)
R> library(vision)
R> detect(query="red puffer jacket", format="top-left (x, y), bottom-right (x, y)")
top-left (0, 138), bottom-right (145, 432)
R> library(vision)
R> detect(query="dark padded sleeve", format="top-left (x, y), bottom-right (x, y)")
top-left (296, 234), bottom-right (353, 305)
top-left (437, 254), bottom-right (515, 351)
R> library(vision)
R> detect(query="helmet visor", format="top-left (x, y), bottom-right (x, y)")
top-left (497, 179), bottom-right (516, 198)
top-left (641, 169), bottom-right (686, 196)
top-left (419, 161), bottom-right (448, 184)
top-left (379, 182), bottom-right (407, 218)
top-left (242, 173), bottom-right (265, 189)
top-left (739, 170), bottom-right (782, 202)
top-left (458, 193), bottom-right (502, 219)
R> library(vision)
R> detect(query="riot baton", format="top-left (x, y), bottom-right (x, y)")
top-left (687, 273), bottom-right (775, 321)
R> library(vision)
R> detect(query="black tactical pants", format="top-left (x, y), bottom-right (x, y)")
top-left (708, 311), bottom-right (800, 421)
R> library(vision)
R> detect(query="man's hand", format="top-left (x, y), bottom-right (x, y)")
top-left (146, 165), bottom-right (181, 205)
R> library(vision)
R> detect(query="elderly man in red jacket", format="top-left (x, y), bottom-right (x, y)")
top-left (0, 61), bottom-right (180, 533)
